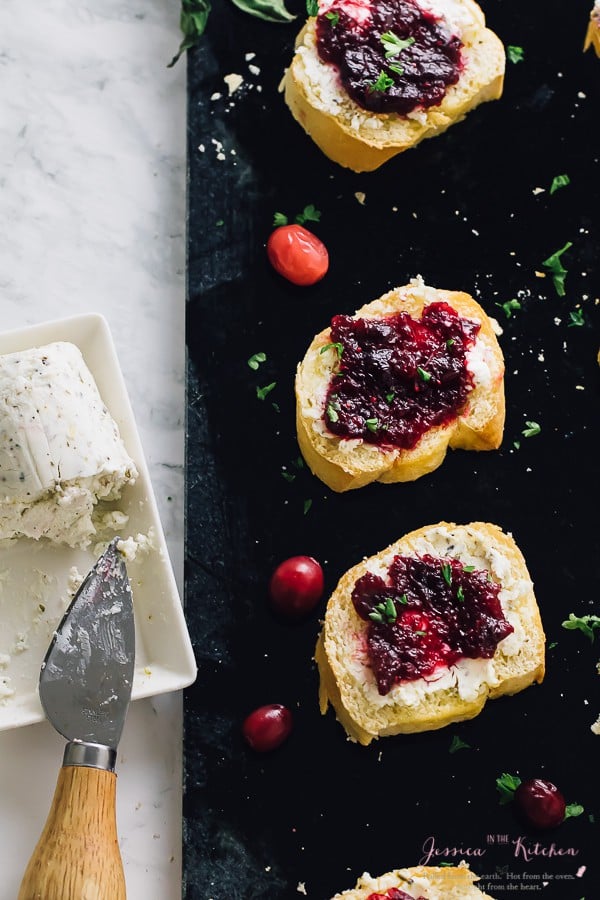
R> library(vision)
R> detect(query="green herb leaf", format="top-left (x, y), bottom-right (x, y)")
top-left (513, 440), bottom-right (521, 450)
top-left (303, 498), bottom-right (312, 515)
top-left (522, 420), bottom-right (541, 438)
top-left (568, 309), bottom-right (585, 327)
top-left (256, 382), bottom-right (276, 400)
top-left (507, 45), bottom-right (524, 64)
top-left (306, 0), bottom-right (319, 14)
top-left (365, 418), bottom-right (379, 432)
top-left (449, 735), bottom-right (471, 753)
top-left (456, 585), bottom-right (465, 602)
top-left (325, 10), bottom-right (339, 25)
top-left (295, 203), bottom-right (321, 225)
top-left (216, 219), bottom-right (224, 226)
top-left (561, 613), bottom-right (600, 642)
top-left (496, 298), bottom-right (522, 318)
top-left (385, 392), bottom-right (396, 404)
top-left (463, 565), bottom-right (475, 573)
top-left (384, 597), bottom-right (397, 622)
top-left (320, 342), bottom-right (344, 358)
top-left (388, 63), bottom-right (404, 76)
top-left (417, 366), bottom-right (432, 383)
top-left (414, 629), bottom-right (427, 636)
top-left (272, 401), bottom-right (280, 413)
top-left (326, 402), bottom-right (340, 423)
top-left (273, 212), bottom-right (288, 226)
top-left (381, 31), bottom-right (415, 58)
top-left (565, 803), bottom-right (585, 820)
top-left (281, 470), bottom-right (295, 483)
top-left (550, 174), bottom-right (570, 195)
top-left (441, 562), bottom-right (452, 586)
top-left (542, 241), bottom-right (573, 297)
top-left (168, 0), bottom-right (212, 68)
top-left (438, 862), bottom-right (455, 867)
top-left (548, 641), bottom-right (557, 649)
top-left (369, 610), bottom-right (384, 624)
top-left (294, 455), bottom-right (304, 469)
top-left (446, 338), bottom-right (455, 348)
top-left (496, 772), bottom-right (522, 805)
top-left (368, 71), bottom-right (395, 93)
top-left (231, 0), bottom-right (296, 24)
top-left (247, 351), bottom-right (267, 370)
top-left (398, 593), bottom-right (408, 605)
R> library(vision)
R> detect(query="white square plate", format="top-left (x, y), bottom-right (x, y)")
top-left (0, 313), bottom-right (197, 732)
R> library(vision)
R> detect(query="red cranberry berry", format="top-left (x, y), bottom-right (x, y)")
top-left (242, 704), bottom-right (293, 752)
top-left (269, 555), bottom-right (324, 619)
top-left (267, 224), bottom-right (329, 286)
top-left (514, 779), bottom-right (566, 829)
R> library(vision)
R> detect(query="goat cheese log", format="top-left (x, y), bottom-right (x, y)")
top-left (0, 341), bottom-right (138, 548)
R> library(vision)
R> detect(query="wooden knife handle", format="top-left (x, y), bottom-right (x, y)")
top-left (18, 765), bottom-right (126, 900)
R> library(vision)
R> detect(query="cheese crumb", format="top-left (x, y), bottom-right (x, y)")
top-left (354, 191), bottom-right (366, 205)
top-left (591, 714), bottom-right (600, 735)
top-left (297, 883), bottom-right (307, 895)
top-left (224, 73), bottom-right (244, 95)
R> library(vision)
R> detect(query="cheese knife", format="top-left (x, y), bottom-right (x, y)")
top-left (18, 538), bottom-right (135, 900)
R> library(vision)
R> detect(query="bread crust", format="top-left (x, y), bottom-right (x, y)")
top-left (316, 521), bottom-right (545, 746)
top-left (283, 1), bottom-right (506, 172)
top-left (331, 864), bottom-right (494, 898)
top-left (295, 279), bottom-right (505, 493)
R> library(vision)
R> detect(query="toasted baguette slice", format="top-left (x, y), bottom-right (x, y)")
top-left (331, 864), bottom-right (493, 899)
top-left (283, 0), bottom-right (506, 172)
top-left (584, 2), bottom-right (600, 55)
top-left (316, 522), bottom-right (545, 745)
top-left (295, 277), bottom-right (505, 493)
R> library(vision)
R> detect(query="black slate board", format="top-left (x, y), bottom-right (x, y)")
top-left (183, 2), bottom-right (600, 897)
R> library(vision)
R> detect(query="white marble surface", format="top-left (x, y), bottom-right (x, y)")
top-left (0, 2), bottom-right (191, 898)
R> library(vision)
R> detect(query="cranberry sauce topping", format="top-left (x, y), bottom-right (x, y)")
top-left (316, 0), bottom-right (463, 115)
top-left (323, 302), bottom-right (479, 449)
top-left (366, 889), bottom-right (426, 900)
top-left (352, 554), bottom-right (514, 695)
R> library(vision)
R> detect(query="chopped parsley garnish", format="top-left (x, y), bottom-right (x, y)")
top-left (369, 597), bottom-right (398, 625)
top-left (398, 593), bottom-right (408, 605)
top-left (256, 382), bottom-right (276, 400)
top-left (522, 420), bottom-right (541, 438)
top-left (496, 298), bottom-right (521, 318)
top-left (513, 440), bottom-right (521, 450)
top-left (446, 338), bottom-right (455, 348)
top-left (456, 585), bottom-right (465, 602)
top-left (463, 565), bottom-right (475, 573)
top-left (568, 309), bottom-right (585, 327)
top-left (496, 772), bottom-right (522, 804)
top-left (414, 629), bottom-right (427, 636)
top-left (449, 735), bottom-right (471, 753)
top-left (295, 203), bottom-right (321, 225)
top-left (548, 641), bottom-right (558, 649)
top-left (368, 71), bottom-right (395, 93)
top-left (417, 366), bottom-right (432, 383)
top-left (247, 351), bottom-right (266, 370)
top-left (281, 470), bottom-right (295, 483)
top-left (441, 562), bottom-right (452, 586)
top-left (303, 498), bottom-right (312, 515)
top-left (320, 342), bottom-right (344, 358)
top-left (550, 174), bottom-right (570, 195)
top-left (385, 392), bottom-right (395, 404)
top-left (542, 241), bottom-right (573, 297)
top-left (306, 0), bottom-right (319, 14)
top-left (326, 402), bottom-right (340, 423)
top-left (381, 31), bottom-right (415, 58)
top-left (561, 613), bottom-right (600, 642)
top-left (365, 418), bottom-right (379, 432)
top-left (506, 45), bottom-right (524, 64)
top-left (325, 9), bottom-right (339, 25)
top-left (565, 803), bottom-right (585, 820)
top-left (273, 211), bottom-right (288, 226)
top-left (388, 63), bottom-right (405, 76)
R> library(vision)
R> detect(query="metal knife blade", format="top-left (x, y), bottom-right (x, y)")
top-left (39, 537), bottom-right (135, 750)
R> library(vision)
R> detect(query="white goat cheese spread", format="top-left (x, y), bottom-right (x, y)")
top-left (0, 341), bottom-right (138, 548)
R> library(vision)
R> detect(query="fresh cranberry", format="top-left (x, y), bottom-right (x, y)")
top-left (514, 779), bottom-right (566, 829)
top-left (267, 224), bottom-right (329, 286)
top-left (269, 555), bottom-right (324, 618)
top-left (242, 704), bottom-right (293, 752)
